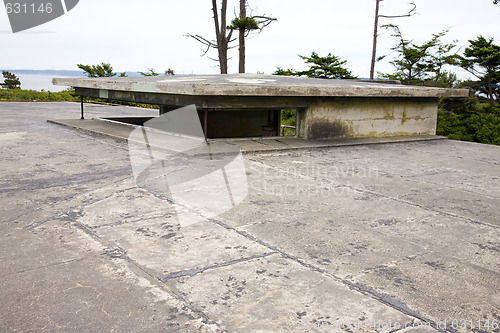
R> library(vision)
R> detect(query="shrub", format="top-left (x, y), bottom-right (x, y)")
top-left (437, 97), bottom-right (500, 145)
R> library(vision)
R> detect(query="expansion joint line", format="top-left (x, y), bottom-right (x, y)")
top-left (159, 252), bottom-right (276, 282)
top-left (151, 188), bottom-right (455, 333)
top-left (64, 214), bottom-right (221, 328)
top-left (210, 213), bottom-right (456, 332)
top-left (141, 178), bottom-right (462, 331)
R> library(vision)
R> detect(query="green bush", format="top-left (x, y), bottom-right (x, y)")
top-left (0, 88), bottom-right (79, 101)
top-left (0, 88), bottom-right (158, 109)
top-left (437, 97), bottom-right (500, 145)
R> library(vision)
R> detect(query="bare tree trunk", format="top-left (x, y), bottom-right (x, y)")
top-left (212, 0), bottom-right (228, 74)
top-left (188, 1), bottom-right (272, 74)
top-left (488, 70), bottom-right (494, 106)
top-left (220, 0), bottom-right (228, 74)
top-left (370, 0), bottom-right (416, 80)
top-left (239, 0), bottom-right (246, 73)
top-left (370, 0), bottom-right (380, 80)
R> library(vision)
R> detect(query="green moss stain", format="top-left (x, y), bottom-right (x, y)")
top-left (401, 111), bottom-right (408, 125)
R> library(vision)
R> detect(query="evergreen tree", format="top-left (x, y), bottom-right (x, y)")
top-left (1, 71), bottom-right (21, 89)
top-left (379, 25), bottom-right (458, 87)
top-left (458, 36), bottom-right (500, 106)
top-left (77, 62), bottom-right (117, 77)
top-left (273, 52), bottom-right (356, 79)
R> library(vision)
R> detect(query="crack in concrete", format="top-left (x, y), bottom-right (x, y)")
top-left (347, 282), bottom-right (454, 333)
top-left (376, 168), bottom-right (500, 199)
top-left (249, 140), bottom-right (274, 147)
top-left (273, 139), bottom-right (292, 146)
top-left (15, 184), bottom-right (138, 231)
top-left (158, 252), bottom-right (276, 282)
top-left (103, 247), bottom-right (130, 261)
top-left (357, 252), bottom-right (432, 275)
top-left (171, 296), bottom-right (218, 327)
top-left (25, 209), bottom-right (83, 230)
top-left (0, 257), bottom-right (86, 279)
top-left (0, 167), bottom-right (132, 193)
top-left (249, 158), bottom-right (500, 230)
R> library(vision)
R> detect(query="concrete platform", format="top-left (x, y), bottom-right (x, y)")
top-left (47, 117), bottom-right (447, 154)
top-left (1, 102), bottom-right (499, 332)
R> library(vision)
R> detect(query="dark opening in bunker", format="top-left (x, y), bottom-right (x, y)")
top-left (200, 109), bottom-right (281, 138)
top-left (103, 108), bottom-right (297, 139)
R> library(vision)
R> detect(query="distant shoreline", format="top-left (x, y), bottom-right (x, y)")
top-left (1, 69), bottom-right (143, 77)
top-left (0, 69), bottom-right (141, 91)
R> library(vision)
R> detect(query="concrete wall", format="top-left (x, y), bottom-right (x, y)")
top-left (298, 97), bottom-right (438, 140)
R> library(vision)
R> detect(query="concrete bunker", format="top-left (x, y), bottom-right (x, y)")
top-left (53, 74), bottom-right (468, 140)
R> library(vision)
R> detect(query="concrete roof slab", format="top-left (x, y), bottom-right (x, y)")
top-left (53, 73), bottom-right (469, 98)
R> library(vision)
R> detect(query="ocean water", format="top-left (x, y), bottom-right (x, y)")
top-left (5, 70), bottom-right (143, 91)
top-left (15, 73), bottom-right (76, 92)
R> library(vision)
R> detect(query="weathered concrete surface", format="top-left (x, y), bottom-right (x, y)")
top-left (1, 102), bottom-right (499, 332)
top-left (53, 74), bottom-right (468, 98)
top-left (299, 97), bottom-right (438, 139)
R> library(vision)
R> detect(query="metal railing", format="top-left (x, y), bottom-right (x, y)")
top-left (281, 125), bottom-right (296, 136)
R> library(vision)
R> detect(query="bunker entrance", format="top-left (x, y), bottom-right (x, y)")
top-left (200, 109), bottom-right (281, 138)
top-left (103, 108), bottom-right (297, 139)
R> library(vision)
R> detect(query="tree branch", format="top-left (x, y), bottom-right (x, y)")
top-left (252, 15), bottom-right (277, 32)
top-left (379, 2), bottom-right (416, 18)
top-left (185, 33), bottom-right (217, 56)
top-left (461, 66), bottom-right (483, 81)
top-left (185, 34), bottom-right (217, 48)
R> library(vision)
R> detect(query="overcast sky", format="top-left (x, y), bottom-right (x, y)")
top-left (1, 0), bottom-right (499, 79)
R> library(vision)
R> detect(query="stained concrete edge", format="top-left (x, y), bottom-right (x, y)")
top-left (47, 118), bottom-right (447, 154)
top-left (52, 74), bottom-right (470, 98)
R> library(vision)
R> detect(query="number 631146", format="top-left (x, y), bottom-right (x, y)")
top-left (5, 2), bottom-right (53, 14)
